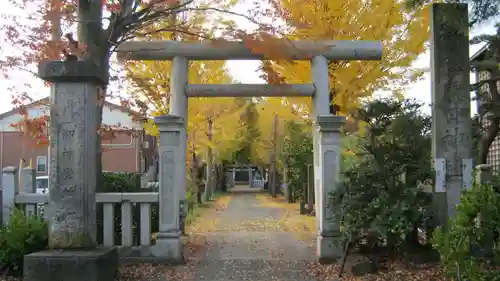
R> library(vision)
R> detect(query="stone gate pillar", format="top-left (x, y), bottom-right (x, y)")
top-left (311, 55), bottom-right (331, 234)
top-left (316, 115), bottom-right (345, 263)
top-left (24, 61), bottom-right (118, 281)
top-left (151, 115), bottom-right (184, 263)
top-left (169, 57), bottom-right (188, 210)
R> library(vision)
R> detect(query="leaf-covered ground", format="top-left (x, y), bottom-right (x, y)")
top-left (117, 186), bottom-right (445, 281)
top-left (0, 186), bottom-right (444, 281)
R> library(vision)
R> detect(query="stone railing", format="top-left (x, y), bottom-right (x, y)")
top-left (252, 179), bottom-right (266, 189)
top-left (1, 166), bottom-right (159, 264)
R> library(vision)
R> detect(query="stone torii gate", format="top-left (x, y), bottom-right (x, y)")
top-left (116, 39), bottom-right (383, 262)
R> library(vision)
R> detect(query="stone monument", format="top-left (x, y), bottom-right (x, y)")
top-left (430, 3), bottom-right (472, 225)
top-left (23, 61), bottom-right (118, 281)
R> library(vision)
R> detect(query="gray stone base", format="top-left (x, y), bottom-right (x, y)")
top-left (117, 245), bottom-right (185, 265)
top-left (23, 246), bottom-right (118, 281)
top-left (149, 235), bottom-right (183, 264)
top-left (316, 235), bottom-right (342, 264)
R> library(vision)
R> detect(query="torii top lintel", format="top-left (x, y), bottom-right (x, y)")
top-left (116, 40), bottom-right (383, 61)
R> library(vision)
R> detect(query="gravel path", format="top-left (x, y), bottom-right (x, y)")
top-left (116, 187), bottom-right (320, 281)
top-left (185, 186), bottom-right (319, 281)
top-left (117, 187), bottom-right (447, 281)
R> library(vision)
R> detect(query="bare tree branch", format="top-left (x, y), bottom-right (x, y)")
top-left (470, 77), bottom-right (500, 92)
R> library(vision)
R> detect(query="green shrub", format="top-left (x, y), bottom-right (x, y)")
top-left (0, 208), bottom-right (48, 274)
top-left (332, 98), bottom-right (433, 250)
top-left (102, 172), bottom-right (139, 192)
top-left (432, 177), bottom-right (500, 281)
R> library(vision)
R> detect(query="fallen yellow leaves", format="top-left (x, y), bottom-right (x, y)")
top-left (212, 194), bottom-right (232, 211)
top-left (255, 193), bottom-right (296, 210)
top-left (185, 194), bottom-right (233, 234)
top-left (186, 218), bottom-right (219, 233)
top-left (281, 209), bottom-right (316, 240)
top-left (216, 217), bottom-right (285, 232)
top-left (182, 234), bottom-right (210, 263)
top-left (255, 193), bottom-right (316, 240)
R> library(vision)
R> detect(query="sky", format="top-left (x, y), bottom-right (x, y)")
top-left (0, 2), bottom-right (497, 116)
top-left (226, 21), bottom-right (496, 116)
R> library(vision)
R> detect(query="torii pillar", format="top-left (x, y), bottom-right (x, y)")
top-left (311, 56), bottom-right (345, 262)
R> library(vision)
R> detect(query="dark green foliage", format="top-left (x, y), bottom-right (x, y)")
top-left (281, 120), bottom-right (313, 202)
top-left (461, 0), bottom-right (500, 25)
top-left (102, 172), bottom-right (140, 192)
top-left (0, 209), bottom-right (48, 274)
top-left (406, 0), bottom-right (500, 26)
top-left (97, 172), bottom-right (159, 245)
top-left (332, 98), bottom-right (433, 250)
top-left (432, 177), bottom-right (500, 280)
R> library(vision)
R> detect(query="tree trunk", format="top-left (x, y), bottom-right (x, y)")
top-left (47, 1), bottom-right (61, 188)
top-left (202, 156), bottom-right (212, 201)
top-left (215, 164), bottom-right (223, 191)
top-left (270, 114), bottom-right (278, 197)
top-left (220, 165), bottom-right (227, 192)
top-left (77, 0), bottom-right (107, 192)
top-left (190, 155), bottom-right (199, 205)
top-left (284, 166), bottom-right (292, 203)
top-left (203, 118), bottom-right (213, 201)
top-left (478, 117), bottom-right (499, 164)
top-left (196, 162), bottom-right (204, 204)
top-left (307, 164), bottom-right (314, 213)
top-left (403, 228), bottom-right (420, 249)
top-left (210, 160), bottom-right (216, 196)
top-left (477, 67), bottom-right (500, 164)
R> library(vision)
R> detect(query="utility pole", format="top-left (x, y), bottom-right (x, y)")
top-left (270, 114), bottom-right (278, 197)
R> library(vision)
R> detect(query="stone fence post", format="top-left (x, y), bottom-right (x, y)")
top-left (20, 167), bottom-right (36, 216)
top-left (475, 164), bottom-right (493, 185)
top-left (1, 166), bottom-right (18, 226)
top-left (474, 164), bottom-right (495, 251)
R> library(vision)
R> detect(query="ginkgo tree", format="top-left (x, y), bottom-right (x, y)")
top-left (126, 25), bottom-right (248, 201)
top-left (264, 0), bottom-right (430, 114)
top-left (190, 96), bottom-right (248, 200)
top-left (252, 97), bottom-right (306, 165)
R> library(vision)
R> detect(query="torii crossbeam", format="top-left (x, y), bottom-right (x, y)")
top-left (116, 40), bottom-right (382, 61)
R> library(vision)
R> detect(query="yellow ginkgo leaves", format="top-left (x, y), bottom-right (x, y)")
top-left (266, 0), bottom-right (430, 114)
